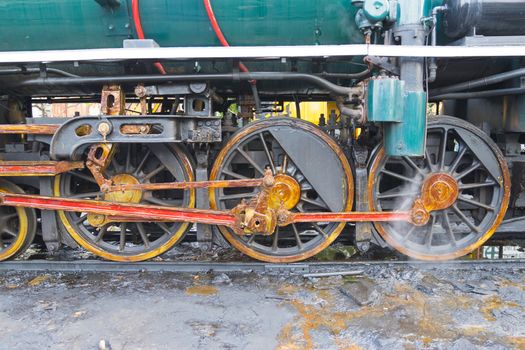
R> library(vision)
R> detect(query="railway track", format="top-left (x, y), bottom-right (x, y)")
top-left (0, 259), bottom-right (523, 274)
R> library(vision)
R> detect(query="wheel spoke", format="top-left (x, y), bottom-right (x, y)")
top-left (449, 146), bottom-right (467, 173)
top-left (455, 162), bottom-right (481, 180)
top-left (247, 234), bottom-right (256, 246)
top-left (2, 213), bottom-right (18, 221)
top-left (259, 133), bottom-right (276, 174)
top-left (441, 210), bottom-right (457, 247)
top-left (451, 204), bottom-right (480, 233)
top-left (457, 195), bottom-right (495, 211)
top-left (157, 222), bottom-right (172, 236)
top-left (222, 169), bottom-right (249, 180)
top-left (142, 164), bottom-right (166, 182)
top-left (70, 171), bottom-right (98, 184)
top-left (119, 223), bottom-right (127, 251)
top-left (402, 156), bottom-right (426, 177)
top-left (312, 223), bottom-right (328, 238)
top-left (95, 225), bottom-right (108, 243)
top-left (69, 191), bottom-right (102, 199)
top-left (136, 223), bottom-right (150, 248)
top-left (3, 227), bottom-right (17, 237)
top-left (236, 148), bottom-right (265, 175)
top-left (459, 181), bottom-right (496, 190)
top-left (425, 149), bottom-right (436, 172)
top-left (400, 225), bottom-right (417, 242)
top-left (272, 227), bottom-right (279, 251)
top-left (439, 129), bottom-right (448, 170)
top-left (300, 197), bottom-right (329, 210)
top-left (292, 224), bottom-right (303, 250)
top-left (74, 214), bottom-right (88, 225)
top-left (377, 186), bottom-right (419, 200)
top-left (380, 169), bottom-right (419, 184)
top-left (424, 215), bottom-right (437, 248)
top-left (134, 149), bottom-right (151, 176)
top-left (125, 144), bottom-right (132, 173)
top-left (281, 155), bottom-right (289, 174)
top-left (219, 192), bottom-right (256, 202)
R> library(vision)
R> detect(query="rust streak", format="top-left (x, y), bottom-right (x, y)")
top-left (0, 161), bottom-right (84, 176)
top-left (110, 178), bottom-right (264, 192)
top-left (0, 124), bottom-right (59, 135)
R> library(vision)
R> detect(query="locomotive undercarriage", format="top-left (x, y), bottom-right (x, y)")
top-left (0, 80), bottom-right (513, 263)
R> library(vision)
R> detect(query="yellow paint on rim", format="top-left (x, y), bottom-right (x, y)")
top-left (54, 146), bottom-right (195, 262)
top-left (0, 188), bottom-right (29, 261)
top-left (209, 118), bottom-right (354, 263)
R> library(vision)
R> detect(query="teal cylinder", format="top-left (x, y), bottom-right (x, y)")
top-left (384, 91), bottom-right (427, 157)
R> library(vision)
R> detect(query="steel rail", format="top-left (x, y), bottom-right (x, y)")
top-left (0, 259), bottom-right (522, 274)
top-left (0, 44), bottom-right (524, 64)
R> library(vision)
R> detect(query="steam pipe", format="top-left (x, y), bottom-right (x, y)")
top-left (431, 68), bottom-right (525, 95)
top-left (0, 67), bottom-right (79, 78)
top-left (430, 87), bottom-right (525, 101)
top-left (11, 72), bottom-right (358, 96)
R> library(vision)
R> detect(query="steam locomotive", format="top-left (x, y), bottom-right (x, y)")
top-left (0, 0), bottom-right (523, 262)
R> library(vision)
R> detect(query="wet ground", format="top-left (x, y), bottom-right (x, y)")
top-left (0, 262), bottom-right (523, 350)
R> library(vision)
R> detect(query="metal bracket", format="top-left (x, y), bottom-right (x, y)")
top-left (353, 146), bottom-right (372, 252)
top-left (195, 148), bottom-right (213, 250)
top-left (50, 115), bottom-right (222, 160)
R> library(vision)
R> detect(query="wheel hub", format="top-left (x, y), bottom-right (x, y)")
top-left (421, 173), bottom-right (459, 212)
top-left (104, 174), bottom-right (143, 204)
top-left (269, 174), bottom-right (301, 210)
top-left (88, 173), bottom-right (143, 227)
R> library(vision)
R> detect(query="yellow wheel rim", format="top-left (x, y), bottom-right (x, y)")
top-left (0, 188), bottom-right (29, 261)
top-left (55, 145), bottom-right (195, 262)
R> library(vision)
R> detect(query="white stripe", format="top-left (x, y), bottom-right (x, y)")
top-left (0, 44), bottom-right (523, 64)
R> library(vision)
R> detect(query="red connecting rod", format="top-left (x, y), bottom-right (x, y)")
top-left (0, 192), bottom-right (413, 227)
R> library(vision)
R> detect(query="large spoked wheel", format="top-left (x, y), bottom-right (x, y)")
top-left (55, 144), bottom-right (195, 262)
top-left (0, 179), bottom-right (36, 261)
top-left (210, 118), bottom-right (354, 263)
top-left (369, 116), bottom-right (510, 260)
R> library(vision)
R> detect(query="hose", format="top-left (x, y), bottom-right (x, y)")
top-left (131, 0), bottom-right (167, 75)
top-left (203, 0), bottom-right (261, 113)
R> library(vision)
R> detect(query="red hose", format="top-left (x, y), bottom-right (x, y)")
top-left (203, 0), bottom-right (253, 81)
top-left (131, 0), bottom-right (167, 75)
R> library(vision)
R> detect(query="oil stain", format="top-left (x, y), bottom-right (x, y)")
top-left (185, 285), bottom-right (218, 296)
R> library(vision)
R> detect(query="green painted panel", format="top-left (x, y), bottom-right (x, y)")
top-left (0, 0), bottom-right (363, 51)
top-left (384, 91), bottom-right (427, 157)
top-left (367, 78), bottom-right (405, 122)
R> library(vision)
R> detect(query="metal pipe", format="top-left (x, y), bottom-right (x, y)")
top-left (0, 67), bottom-right (79, 78)
top-left (431, 68), bottom-right (525, 95)
top-left (430, 87), bottom-right (525, 101)
top-left (11, 72), bottom-right (357, 95)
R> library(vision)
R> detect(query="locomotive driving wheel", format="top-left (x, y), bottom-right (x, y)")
top-left (210, 118), bottom-right (354, 263)
top-left (0, 179), bottom-right (37, 261)
top-left (55, 143), bottom-right (195, 262)
top-left (369, 116), bottom-right (510, 260)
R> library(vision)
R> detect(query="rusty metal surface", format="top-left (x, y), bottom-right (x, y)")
top-left (109, 178), bottom-right (265, 192)
top-left (100, 85), bottom-right (125, 116)
top-left (0, 124), bottom-right (59, 135)
top-left (0, 161), bottom-right (84, 176)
